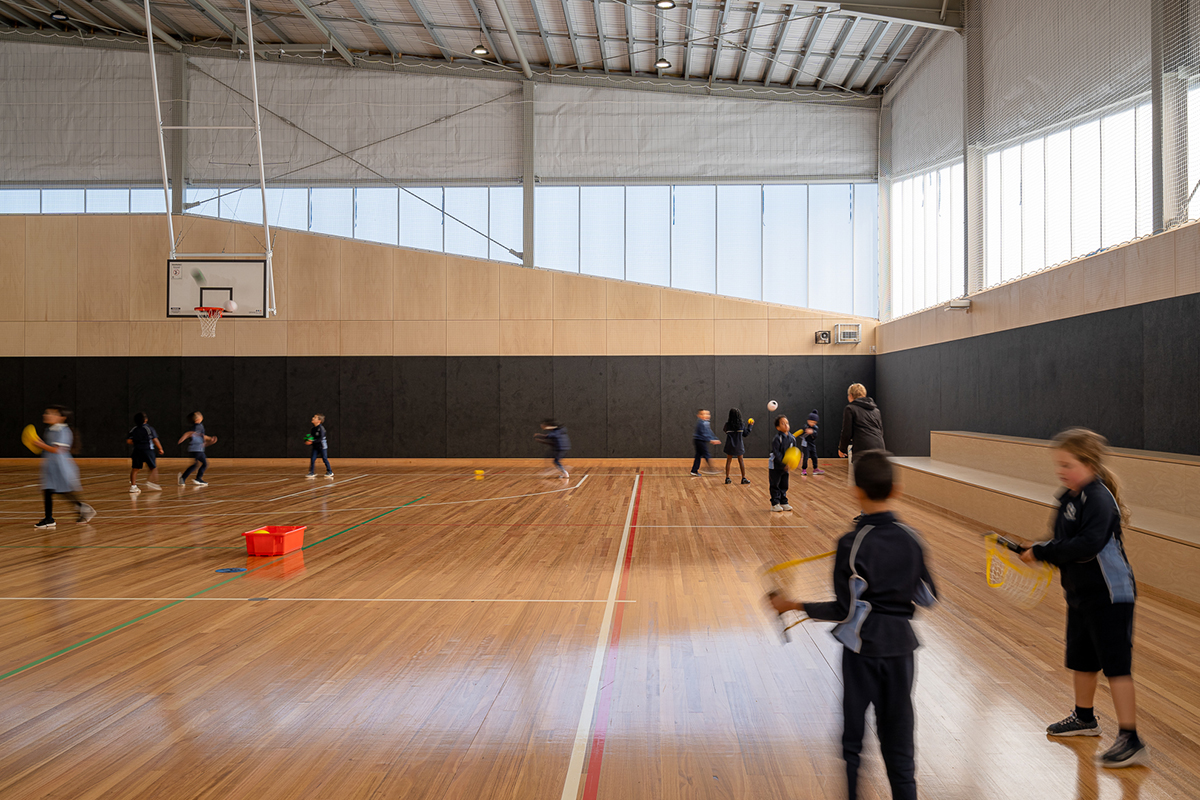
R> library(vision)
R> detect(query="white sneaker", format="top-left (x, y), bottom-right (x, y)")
top-left (192, 480), bottom-right (208, 487)
top-left (324, 473), bottom-right (334, 479)
top-left (177, 473), bottom-right (185, 485)
top-left (129, 484), bottom-right (141, 494)
top-left (781, 504), bottom-right (793, 511)
top-left (305, 473), bottom-right (316, 479)
top-left (771, 504), bottom-right (784, 512)
top-left (145, 482), bottom-right (161, 491)
top-left (78, 504), bottom-right (97, 523)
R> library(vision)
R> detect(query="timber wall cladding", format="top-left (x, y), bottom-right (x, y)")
top-left (4, 355), bottom-right (876, 460)
top-left (0, 214), bottom-right (876, 358)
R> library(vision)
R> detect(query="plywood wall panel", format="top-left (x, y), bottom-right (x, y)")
top-left (289, 235), bottom-right (341, 320)
top-left (606, 282), bottom-right (659, 320)
top-left (182, 319), bottom-right (236, 356)
top-left (1123, 234), bottom-right (1176, 307)
top-left (287, 321), bottom-right (340, 356)
top-left (1174, 221), bottom-right (1200, 296)
top-left (446, 320), bottom-right (499, 355)
top-left (0, 216), bottom-right (25, 321)
top-left (714, 319), bottom-right (768, 355)
top-left (553, 320), bottom-right (606, 355)
top-left (767, 318), bottom-right (821, 355)
top-left (128, 321), bottom-right (182, 356)
top-left (499, 264), bottom-right (553, 320)
top-left (660, 289), bottom-right (714, 320)
top-left (232, 319), bottom-right (288, 357)
top-left (340, 240), bottom-right (393, 320)
top-left (340, 321), bottom-right (392, 355)
top-left (130, 215), bottom-right (171, 320)
top-left (393, 321), bottom-right (446, 356)
top-left (661, 319), bottom-right (714, 355)
top-left (445, 259), bottom-right (499, 320)
top-left (607, 319), bottom-right (659, 355)
top-left (25, 321), bottom-right (76, 356)
top-left (552, 273), bottom-right (607, 319)
top-left (77, 321), bottom-right (129, 356)
top-left (714, 297), bottom-right (768, 319)
top-left (500, 320), bottom-right (553, 355)
top-left (25, 216), bottom-right (77, 322)
top-left (0, 321), bottom-right (23, 355)
top-left (394, 249), bottom-right (446, 320)
top-left (78, 216), bottom-right (130, 321)
top-left (1081, 249), bottom-right (1125, 316)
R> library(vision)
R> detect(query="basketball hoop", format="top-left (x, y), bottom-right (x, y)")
top-left (195, 306), bottom-right (223, 338)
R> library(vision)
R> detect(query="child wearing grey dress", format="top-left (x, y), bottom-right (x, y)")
top-left (34, 405), bottom-right (95, 530)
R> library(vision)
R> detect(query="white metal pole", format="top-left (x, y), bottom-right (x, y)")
top-left (143, 0), bottom-right (176, 258)
top-left (243, 0), bottom-right (276, 316)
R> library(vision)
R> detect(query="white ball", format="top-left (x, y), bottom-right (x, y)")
top-left (767, 400), bottom-right (778, 411)
top-left (224, 300), bottom-right (238, 313)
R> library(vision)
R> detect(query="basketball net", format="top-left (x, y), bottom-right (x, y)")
top-left (195, 307), bottom-right (223, 338)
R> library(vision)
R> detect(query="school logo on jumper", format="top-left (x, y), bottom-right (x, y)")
top-left (1064, 503), bottom-right (1077, 521)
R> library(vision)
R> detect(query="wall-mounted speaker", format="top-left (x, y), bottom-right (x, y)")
top-left (815, 330), bottom-right (831, 345)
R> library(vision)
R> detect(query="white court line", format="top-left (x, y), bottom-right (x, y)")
top-left (0, 596), bottom-right (637, 604)
top-left (268, 474), bottom-right (366, 502)
top-left (559, 472), bottom-right (639, 800)
top-left (0, 472), bottom-right (122, 494)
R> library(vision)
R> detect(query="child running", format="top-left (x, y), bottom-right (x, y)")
top-left (127, 412), bottom-right (164, 493)
top-left (799, 409), bottom-right (823, 476)
top-left (722, 408), bottom-right (753, 485)
top-left (770, 450), bottom-right (937, 800)
top-left (177, 411), bottom-right (216, 487)
top-left (535, 419), bottom-right (570, 478)
top-left (690, 409), bottom-right (721, 477)
top-left (1019, 428), bottom-right (1147, 767)
top-left (767, 415), bottom-right (796, 512)
top-left (32, 405), bottom-right (96, 529)
top-left (305, 414), bottom-right (333, 479)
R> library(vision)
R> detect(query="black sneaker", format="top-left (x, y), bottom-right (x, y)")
top-left (1046, 711), bottom-right (1101, 737)
top-left (34, 518), bottom-right (56, 530)
top-left (741, 478), bottom-right (751, 485)
top-left (725, 477), bottom-right (732, 484)
top-left (1098, 731), bottom-right (1148, 768)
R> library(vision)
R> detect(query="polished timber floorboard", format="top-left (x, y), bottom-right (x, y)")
top-left (0, 458), bottom-right (1196, 799)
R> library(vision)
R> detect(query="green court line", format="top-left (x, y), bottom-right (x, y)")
top-left (0, 494), bottom-right (429, 684)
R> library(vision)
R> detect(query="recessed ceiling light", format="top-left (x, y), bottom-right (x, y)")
top-left (50, 9), bottom-right (68, 21)
top-left (656, 0), bottom-right (676, 9)
top-left (655, 56), bottom-right (671, 69)
top-left (472, 44), bottom-right (489, 56)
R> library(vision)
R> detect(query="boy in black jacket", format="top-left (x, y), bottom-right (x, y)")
top-left (768, 415), bottom-right (796, 512)
top-left (770, 450), bottom-right (937, 800)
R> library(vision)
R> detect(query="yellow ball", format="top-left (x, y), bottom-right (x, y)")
top-left (782, 446), bottom-right (801, 470)
top-left (747, 418), bottom-right (754, 425)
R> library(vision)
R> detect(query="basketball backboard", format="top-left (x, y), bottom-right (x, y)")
top-left (167, 259), bottom-right (268, 318)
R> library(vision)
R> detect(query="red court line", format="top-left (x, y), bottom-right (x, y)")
top-left (580, 470), bottom-right (644, 800)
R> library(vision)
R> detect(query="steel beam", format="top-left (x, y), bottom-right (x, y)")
top-left (762, 3), bottom-right (798, 86)
top-left (591, 0), bottom-right (609, 72)
top-left (288, 0), bottom-right (354, 65)
top-left (7, 0), bottom-right (68, 29)
top-left (789, 5), bottom-right (828, 88)
top-left (815, 15), bottom-right (858, 90)
top-left (407, 0), bottom-right (454, 61)
top-left (28, 0), bottom-right (89, 32)
top-left (0, 1), bottom-right (51, 28)
top-left (681, 0), bottom-right (697, 77)
top-left (709, 0), bottom-right (732, 81)
top-left (59, 0), bottom-right (125, 32)
top-left (345, 0), bottom-right (399, 56)
top-left (736, 1), bottom-right (764, 84)
top-left (558, 0), bottom-right (582, 69)
top-left (494, 0), bottom-right (533, 77)
top-left (839, 0), bottom-right (961, 30)
top-left (840, 18), bottom-right (887, 90)
top-left (108, 0), bottom-right (183, 48)
top-left (527, 0), bottom-right (557, 68)
top-left (464, 0), bottom-right (501, 63)
top-left (863, 22), bottom-right (912, 93)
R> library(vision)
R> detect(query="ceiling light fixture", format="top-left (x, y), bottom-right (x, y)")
top-left (655, 56), bottom-right (671, 69)
top-left (655, 0), bottom-right (676, 9)
top-left (472, 44), bottom-right (489, 56)
top-left (50, 9), bottom-right (69, 21)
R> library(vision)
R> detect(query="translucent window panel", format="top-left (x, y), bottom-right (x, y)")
top-left (671, 185), bottom-right (716, 294)
top-left (716, 185), bottom-right (762, 301)
top-left (1101, 108), bottom-right (1137, 248)
top-left (1045, 130), bottom-right (1072, 266)
top-left (1000, 144), bottom-right (1022, 282)
top-left (625, 186), bottom-right (671, 287)
top-left (1021, 139), bottom-right (1046, 274)
top-left (922, 172), bottom-right (937, 307)
top-left (852, 183), bottom-right (878, 318)
top-left (86, 188), bottom-right (129, 214)
top-left (310, 187), bottom-right (353, 237)
top-left (898, 178), bottom-right (913, 315)
top-left (355, 188), bottom-right (399, 245)
top-left (265, 188), bottom-right (308, 231)
top-left (1071, 120), bottom-right (1102, 258)
top-left (889, 183), bottom-right (904, 317)
top-left (444, 187), bottom-right (489, 260)
top-left (0, 189), bottom-right (40, 213)
top-left (400, 188), bottom-right (443, 252)
top-left (535, 186), bottom-right (580, 272)
top-left (1135, 103), bottom-right (1153, 237)
top-left (936, 168), bottom-right (954, 303)
top-left (488, 187), bottom-right (522, 264)
top-left (1190, 85), bottom-right (1200, 220)
top-left (910, 178), bottom-right (926, 310)
top-left (185, 188), bottom-right (219, 218)
top-left (220, 188), bottom-right (266, 224)
top-left (950, 162), bottom-right (965, 297)
top-left (131, 188), bottom-right (167, 214)
top-left (580, 186), bottom-right (625, 280)
top-left (985, 151), bottom-right (1002, 286)
top-left (808, 184), bottom-right (854, 315)
top-left (762, 184), bottom-right (807, 308)
top-left (42, 189), bottom-right (84, 214)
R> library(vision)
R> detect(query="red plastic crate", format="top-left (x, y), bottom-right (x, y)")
top-left (243, 525), bottom-right (306, 556)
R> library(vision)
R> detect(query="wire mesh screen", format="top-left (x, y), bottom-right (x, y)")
top-left (0, 41), bottom-right (176, 185)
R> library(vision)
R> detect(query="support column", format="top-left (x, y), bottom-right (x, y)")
top-left (522, 80), bottom-right (535, 269)
top-left (1151, 0), bottom-right (1192, 232)
top-left (963, 9), bottom-right (984, 294)
top-left (170, 50), bottom-right (187, 216)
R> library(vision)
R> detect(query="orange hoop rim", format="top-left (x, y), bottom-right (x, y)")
top-left (195, 306), bottom-right (225, 317)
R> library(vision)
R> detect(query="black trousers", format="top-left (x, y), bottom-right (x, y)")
top-left (768, 468), bottom-right (789, 504)
top-left (691, 440), bottom-right (711, 472)
top-left (842, 649), bottom-right (916, 800)
top-left (802, 447), bottom-right (818, 471)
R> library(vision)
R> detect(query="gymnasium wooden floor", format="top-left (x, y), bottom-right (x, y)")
top-left (0, 459), bottom-right (1197, 800)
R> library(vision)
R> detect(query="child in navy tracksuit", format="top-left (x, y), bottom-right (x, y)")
top-left (127, 412), bottom-right (164, 492)
top-left (799, 409), bottom-right (823, 476)
top-left (768, 415), bottom-right (796, 511)
top-left (1020, 428), bottom-right (1146, 768)
top-left (177, 411), bottom-right (215, 486)
top-left (771, 450), bottom-right (937, 800)
top-left (690, 409), bottom-right (720, 477)
top-left (722, 407), bottom-right (753, 485)
top-left (306, 414), bottom-right (333, 478)
top-left (535, 419), bottom-right (570, 478)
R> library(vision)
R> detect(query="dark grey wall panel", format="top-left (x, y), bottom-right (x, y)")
top-left (499, 357), bottom-right (555, 458)
top-left (820, 355), bottom-right (876, 458)
top-left (0, 358), bottom-right (24, 458)
top-left (340, 357), bottom-right (393, 458)
top-left (447, 357), bottom-right (499, 458)
top-left (715, 355), bottom-right (768, 453)
top-left (607, 357), bottom-right (660, 457)
top-left (765, 357), bottom-right (824, 455)
top-left (394, 357), bottom-right (446, 458)
top-left (23, 358), bottom-right (76, 459)
top-left (234, 358), bottom-right (287, 458)
top-left (75, 357), bottom-right (129, 458)
top-left (553, 356), bottom-right (606, 458)
top-left (1143, 294), bottom-right (1200, 453)
top-left (661, 356), bottom-right (715, 459)
top-left (128, 357), bottom-right (183, 450)
top-left (286, 357), bottom-right (340, 459)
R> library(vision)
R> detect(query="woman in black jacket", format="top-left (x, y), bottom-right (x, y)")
top-left (838, 383), bottom-right (885, 485)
